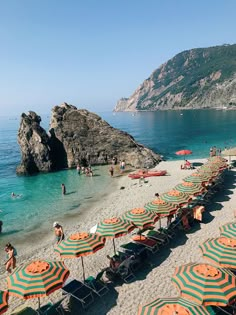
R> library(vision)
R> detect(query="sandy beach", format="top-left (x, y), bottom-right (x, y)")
top-left (1, 158), bottom-right (236, 315)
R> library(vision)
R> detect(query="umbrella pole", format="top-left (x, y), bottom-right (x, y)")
top-left (81, 257), bottom-right (85, 281)
top-left (113, 239), bottom-right (116, 255)
top-left (159, 218), bottom-right (161, 228)
top-left (38, 297), bottom-right (41, 312)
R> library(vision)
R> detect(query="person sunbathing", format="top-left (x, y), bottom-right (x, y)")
top-left (107, 255), bottom-right (121, 271)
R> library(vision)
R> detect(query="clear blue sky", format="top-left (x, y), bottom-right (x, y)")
top-left (0, 0), bottom-right (235, 115)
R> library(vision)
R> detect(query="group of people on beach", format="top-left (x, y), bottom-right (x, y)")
top-left (209, 146), bottom-right (221, 157)
top-left (76, 164), bottom-right (93, 176)
top-left (109, 158), bottom-right (126, 177)
top-left (3, 222), bottom-right (65, 274)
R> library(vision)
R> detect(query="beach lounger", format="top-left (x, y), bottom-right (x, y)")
top-left (120, 242), bottom-right (147, 257)
top-left (116, 255), bottom-right (137, 283)
top-left (142, 229), bottom-right (169, 245)
top-left (85, 274), bottom-right (109, 297)
top-left (131, 235), bottom-right (159, 253)
top-left (12, 306), bottom-right (37, 315)
top-left (62, 279), bottom-right (94, 309)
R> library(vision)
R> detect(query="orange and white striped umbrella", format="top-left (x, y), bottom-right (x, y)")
top-left (199, 237), bottom-right (236, 269)
top-left (122, 208), bottom-right (159, 229)
top-left (172, 263), bottom-right (236, 306)
top-left (7, 260), bottom-right (69, 300)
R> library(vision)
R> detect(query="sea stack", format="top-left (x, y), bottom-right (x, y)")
top-left (17, 103), bottom-right (161, 175)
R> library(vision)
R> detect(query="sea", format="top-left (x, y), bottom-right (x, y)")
top-left (1, 109), bottom-right (236, 244)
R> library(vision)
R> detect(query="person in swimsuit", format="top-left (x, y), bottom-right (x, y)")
top-left (53, 222), bottom-right (65, 244)
top-left (61, 184), bottom-right (66, 195)
top-left (4, 243), bottom-right (17, 273)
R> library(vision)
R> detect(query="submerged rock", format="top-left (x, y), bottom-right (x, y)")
top-left (17, 103), bottom-right (161, 175)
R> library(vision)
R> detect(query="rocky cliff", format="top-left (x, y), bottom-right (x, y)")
top-left (114, 44), bottom-right (236, 111)
top-left (16, 112), bottom-right (53, 174)
top-left (17, 103), bottom-right (161, 175)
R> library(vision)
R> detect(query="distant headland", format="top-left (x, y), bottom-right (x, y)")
top-left (114, 44), bottom-right (236, 111)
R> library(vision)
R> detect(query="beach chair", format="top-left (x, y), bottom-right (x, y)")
top-left (85, 274), bottom-right (109, 297)
top-left (119, 242), bottom-right (148, 260)
top-left (62, 279), bottom-right (94, 309)
top-left (142, 229), bottom-right (169, 245)
top-left (131, 235), bottom-right (159, 254)
top-left (115, 255), bottom-right (137, 283)
top-left (12, 306), bottom-right (37, 315)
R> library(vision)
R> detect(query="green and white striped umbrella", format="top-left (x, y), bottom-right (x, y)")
top-left (0, 291), bottom-right (8, 315)
top-left (55, 232), bottom-right (106, 258)
top-left (220, 222), bottom-right (236, 239)
top-left (122, 208), bottom-right (159, 229)
top-left (199, 237), bottom-right (236, 269)
top-left (144, 199), bottom-right (177, 217)
top-left (96, 217), bottom-right (135, 254)
top-left (172, 262), bottom-right (236, 306)
top-left (55, 232), bottom-right (106, 280)
top-left (174, 182), bottom-right (206, 196)
top-left (138, 297), bottom-right (216, 315)
top-left (184, 173), bottom-right (211, 184)
top-left (159, 190), bottom-right (192, 207)
top-left (7, 260), bottom-right (69, 303)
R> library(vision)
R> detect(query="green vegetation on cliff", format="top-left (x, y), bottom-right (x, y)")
top-left (131, 44), bottom-right (236, 110)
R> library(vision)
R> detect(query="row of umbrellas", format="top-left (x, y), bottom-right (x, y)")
top-left (137, 156), bottom-right (233, 314)
top-left (138, 222), bottom-right (236, 314)
top-left (0, 156), bottom-right (229, 314)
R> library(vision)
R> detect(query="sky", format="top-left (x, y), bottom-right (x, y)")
top-left (0, 0), bottom-right (236, 116)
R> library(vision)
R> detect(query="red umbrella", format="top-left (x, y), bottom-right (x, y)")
top-left (176, 150), bottom-right (192, 156)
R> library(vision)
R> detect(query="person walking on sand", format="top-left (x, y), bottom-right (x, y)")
top-left (53, 222), bottom-right (65, 244)
top-left (109, 166), bottom-right (114, 177)
top-left (61, 183), bottom-right (66, 195)
top-left (4, 243), bottom-right (17, 274)
top-left (120, 160), bottom-right (126, 173)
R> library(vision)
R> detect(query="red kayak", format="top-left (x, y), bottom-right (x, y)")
top-left (128, 170), bottom-right (167, 179)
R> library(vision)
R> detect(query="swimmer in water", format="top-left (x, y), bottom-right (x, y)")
top-left (11, 192), bottom-right (22, 198)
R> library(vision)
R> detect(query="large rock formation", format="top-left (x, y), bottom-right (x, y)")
top-left (114, 44), bottom-right (236, 111)
top-left (17, 103), bottom-right (161, 175)
top-left (16, 112), bottom-right (53, 174)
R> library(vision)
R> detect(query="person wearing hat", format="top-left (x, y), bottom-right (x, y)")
top-left (53, 222), bottom-right (64, 244)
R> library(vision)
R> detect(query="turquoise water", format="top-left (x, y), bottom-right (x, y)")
top-left (1, 109), bottom-right (236, 240)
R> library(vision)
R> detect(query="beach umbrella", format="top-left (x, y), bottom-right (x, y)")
top-left (0, 291), bottom-right (8, 315)
top-left (55, 232), bottom-right (106, 280)
top-left (220, 222), bottom-right (236, 239)
top-left (159, 190), bottom-right (192, 207)
top-left (138, 297), bottom-right (216, 315)
top-left (122, 208), bottom-right (159, 230)
top-left (199, 164), bottom-right (220, 173)
top-left (183, 173), bottom-right (211, 185)
top-left (176, 150), bottom-right (192, 156)
top-left (7, 260), bottom-right (69, 309)
top-left (172, 262), bottom-right (236, 306)
top-left (199, 237), bottom-right (236, 269)
top-left (208, 156), bottom-right (227, 162)
top-left (144, 199), bottom-right (177, 217)
top-left (174, 181), bottom-right (206, 196)
top-left (176, 149), bottom-right (193, 163)
top-left (96, 217), bottom-right (135, 254)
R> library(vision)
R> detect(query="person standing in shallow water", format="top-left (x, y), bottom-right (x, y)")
top-left (109, 166), bottom-right (114, 177)
top-left (61, 183), bottom-right (66, 195)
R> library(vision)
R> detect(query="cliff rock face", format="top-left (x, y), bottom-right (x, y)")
top-left (16, 112), bottom-right (53, 174)
top-left (114, 44), bottom-right (236, 111)
top-left (17, 103), bottom-right (161, 174)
